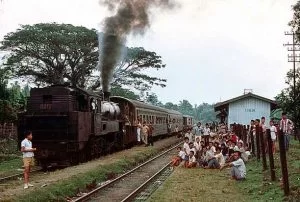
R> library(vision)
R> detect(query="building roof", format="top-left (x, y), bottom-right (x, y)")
top-left (214, 93), bottom-right (276, 111)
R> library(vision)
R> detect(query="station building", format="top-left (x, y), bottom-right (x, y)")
top-left (214, 92), bottom-right (277, 126)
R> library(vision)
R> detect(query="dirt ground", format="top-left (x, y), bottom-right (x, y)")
top-left (148, 167), bottom-right (249, 202)
top-left (0, 136), bottom-right (180, 201)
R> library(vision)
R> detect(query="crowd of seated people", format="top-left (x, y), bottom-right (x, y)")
top-left (171, 122), bottom-right (250, 180)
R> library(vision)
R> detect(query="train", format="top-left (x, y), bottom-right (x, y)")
top-left (17, 84), bottom-right (193, 168)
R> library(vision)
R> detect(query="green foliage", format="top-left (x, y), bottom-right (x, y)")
top-left (164, 102), bottom-right (179, 111)
top-left (92, 47), bottom-right (167, 92)
top-left (163, 99), bottom-right (217, 123)
top-left (194, 103), bottom-right (218, 123)
top-left (111, 85), bottom-right (140, 100)
top-left (146, 93), bottom-right (163, 107)
top-left (1, 23), bottom-right (166, 94)
top-left (275, 66), bottom-right (300, 128)
top-left (0, 66), bottom-right (28, 123)
top-left (1, 23), bottom-right (99, 87)
top-left (11, 148), bottom-right (159, 201)
top-left (178, 99), bottom-right (194, 116)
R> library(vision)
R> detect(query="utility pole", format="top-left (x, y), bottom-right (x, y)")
top-left (284, 31), bottom-right (299, 140)
top-left (284, 31), bottom-right (299, 102)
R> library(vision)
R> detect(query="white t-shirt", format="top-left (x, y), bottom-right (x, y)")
top-left (183, 142), bottom-right (190, 155)
top-left (189, 147), bottom-right (196, 156)
top-left (215, 153), bottom-right (225, 166)
top-left (209, 146), bottom-right (216, 153)
top-left (270, 125), bottom-right (277, 141)
top-left (203, 127), bottom-right (210, 136)
top-left (194, 141), bottom-right (201, 151)
top-left (189, 155), bottom-right (196, 163)
top-left (185, 132), bottom-right (193, 143)
top-left (178, 150), bottom-right (186, 159)
top-left (232, 158), bottom-right (246, 178)
top-left (21, 138), bottom-right (34, 158)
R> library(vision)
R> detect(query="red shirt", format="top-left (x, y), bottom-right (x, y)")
top-left (231, 135), bottom-right (238, 143)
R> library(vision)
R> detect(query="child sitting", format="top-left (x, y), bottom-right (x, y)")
top-left (171, 147), bottom-right (185, 169)
top-left (185, 150), bottom-right (197, 168)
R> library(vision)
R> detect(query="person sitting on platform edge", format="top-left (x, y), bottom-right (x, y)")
top-left (220, 151), bottom-right (246, 180)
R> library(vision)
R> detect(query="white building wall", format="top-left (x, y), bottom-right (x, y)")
top-left (228, 97), bottom-right (271, 126)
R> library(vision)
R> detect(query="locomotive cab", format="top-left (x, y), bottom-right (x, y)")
top-left (18, 85), bottom-right (123, 167)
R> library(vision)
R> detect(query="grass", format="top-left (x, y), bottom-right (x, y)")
top-left (238, 139), bottom-right (300, 201)
top-left (149, 140), bottom-right (300, 202)
top-left (11, 147), bottom-right (160, 202)
top-left (0, 155), bottom-right (23, 177)
top-left (148, 167), bottom-right (249, 202)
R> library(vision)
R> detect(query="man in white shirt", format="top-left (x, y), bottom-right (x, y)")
top-left (220, 151), bottom-right (246, 180)
top-left (183, 137), bottom-right (190, 160)
top-left (279, 112), bottom-right (294, 151)
top-left (21, 131), bottom-right (37, 189)
top-left (203, 123), bottom-right (211, 146)
top-left (194, 122), bottom-right (203, 141)
top-left (184, 129), bottom-right (194, 143)
top-left (270, 120), bottom-right (277, 154)
top-left (215, 147), bottom-right (225, 166)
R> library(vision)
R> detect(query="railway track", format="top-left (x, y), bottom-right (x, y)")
top-left (72, 142), bottom-right (181, 202)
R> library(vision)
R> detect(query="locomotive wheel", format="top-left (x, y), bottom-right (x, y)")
top-left (89, 137), bottom-right (106, 159)
top-left (70, 152), bottom-right (79, 165)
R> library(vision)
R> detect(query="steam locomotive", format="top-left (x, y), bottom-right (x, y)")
top-left (18, 84), bottom-right (193, 168)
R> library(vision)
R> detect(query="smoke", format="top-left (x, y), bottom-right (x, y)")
top-left (99, 0), bottom-right (177, 92)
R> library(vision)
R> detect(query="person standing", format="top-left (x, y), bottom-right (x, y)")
top-left (279, 112), bottom-right (294, 151)
top-left (135, 117), bottom-right (142, 145)
top-left (141, 121), bottom-right (149, 146)
top-left (270, 120), bottom-right (277, 154)
top-left (184, 129), bottom-right (194, 143)
top-left (194, 122), bottom-right (203, 142)
top-left (148, 121), bottom-right (154, 146)
top-left (203, 123), bottom-right (210, 146)
top-left (21, 131), bottom-right (36, 189)
top-left (261, 117), bottom-right (268, 153)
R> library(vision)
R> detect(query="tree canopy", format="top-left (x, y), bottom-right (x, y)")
top-left (0, 66), bottom-right (29, 123)
top-left (1, 23), bottom-right (99, 88)
top-left (1, 23), bottom-right (167, 94)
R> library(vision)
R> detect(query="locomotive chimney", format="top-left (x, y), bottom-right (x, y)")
top-left (103, 91), bottom-right (110, 101)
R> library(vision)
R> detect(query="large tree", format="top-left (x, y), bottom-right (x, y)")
top-left (1, 23), bottom-right (99, 87)
top-left (1, 23), bottom-right (167, 95)
top-left (110, 85), bottom-right (140, 100)
top-left (91, 47), bottom-right (167, 91)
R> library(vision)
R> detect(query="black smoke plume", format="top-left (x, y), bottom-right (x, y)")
top-left (99, 0), bottom-right (176, 92)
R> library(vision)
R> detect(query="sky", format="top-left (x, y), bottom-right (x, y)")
top-left (0, 0), bottom-right (298, 105)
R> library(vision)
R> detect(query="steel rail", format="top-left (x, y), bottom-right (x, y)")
top-left (74, 142), bottom-right (181, 202)
top-left (121, 161), bottom-right (171, 202)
